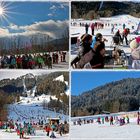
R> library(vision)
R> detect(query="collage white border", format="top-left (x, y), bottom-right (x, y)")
top-left (1, 0), bottom-right (140, 139)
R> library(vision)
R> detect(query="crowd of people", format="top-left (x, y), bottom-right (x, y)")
top-left (71, 20), bottom-right (140, 69)
top-left (0, 119), bottom-right (69, 139)
top-left (0, 51), bottom-right (67, 69)
top-left (113, 28), bottom-right (130, 46)
top-left (73, 112), bottom-right (140, 127)
top-left (71, 33), bottom-right (107, 69)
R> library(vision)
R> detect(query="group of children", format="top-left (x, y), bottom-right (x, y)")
top-left (0, 119), bottom-right (69, 139)
top-left (73, 113), bottom-right (140, 127)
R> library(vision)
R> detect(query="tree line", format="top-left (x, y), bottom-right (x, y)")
top-left (72, 78), bottom-right (140, 117)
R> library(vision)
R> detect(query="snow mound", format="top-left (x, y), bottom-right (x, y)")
top-left (55, 75), bottom-right (65, 82)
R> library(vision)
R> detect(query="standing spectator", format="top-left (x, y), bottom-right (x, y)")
top-left (91, 23), bottom-right (95, 35)
top-left (123, 23), bottom-right (126, 29)
top-left (137, 112), bottom-right (140, 125)
top-left (85, 23), bottom-right (89, 34)
top-left (122, 28), bottom-right (130, 45)
top-left (110, 116), bottom-right (114, 125)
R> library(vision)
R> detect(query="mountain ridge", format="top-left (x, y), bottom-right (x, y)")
top-left (72, 78), bottom-right (140, 117)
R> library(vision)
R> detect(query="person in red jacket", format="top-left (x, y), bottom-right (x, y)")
top-left (110, 116), bottom-right (114, 125)
top-left (16, 56), bottom-right (22, 68)
top-left (97, 117), bottom-right (101, 124)
top-left (45, 124), bottom-right (52, 136)
top-left (122, 28), bottom-right (130, 45)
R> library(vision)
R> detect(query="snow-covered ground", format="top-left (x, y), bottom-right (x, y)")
top-left (8, 104), bottom-right (68, 123)
top-left (52, 61), bottom-right (69, 69)
top-left (0, 74), bottom-right (69, 139)
top-left (71, 15), bottom-right (140, 62)
top-left (71, 111), bottom-right (140, 139)
top-left (8, 74), bottom-right (69, 123)
top-left (0, 130), bottom-right (69, 140)
top-left (2, 102), bottom-right (69, 140)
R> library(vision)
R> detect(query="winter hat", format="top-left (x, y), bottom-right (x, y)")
top-left (136, 36), bottom-right (140, 44)
top-left (130, 39), bottom-right (139, 50)
top-left (81, 34), bottom-right (92, 43)
top-left (93, 41), bottom-right (105, 53)
top-left (95, 33), bottom-right (103, 41)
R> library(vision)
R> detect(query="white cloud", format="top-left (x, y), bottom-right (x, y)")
top-left (50, 3), bottom-right (69, 11)
top-left (48, 13), bottom-right (54, 17)
top-left (0, 28), bottom-right (9, 36)
top-left (59, 3), bottom-right (69, 9)
top-left (8, 23), bottom-right (19, 30)
top-left (50, 5), bottom-right (57, 10)
top-left (59, 4), bottom-right (65, 9)
top-left (0, 20), bottom-right (69, 40)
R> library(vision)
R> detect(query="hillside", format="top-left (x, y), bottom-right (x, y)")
top-left (71, 78), bottom-right (140, 117)
top-left (71, 1), bottom-right (140, 19)
top-left (0, 72), bottom-right (69, 121)
top-left (0, 72), bottom-right (68, 96)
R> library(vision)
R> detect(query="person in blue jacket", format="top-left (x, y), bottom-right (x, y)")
top-left (91, 33), bottom-right (107, 48)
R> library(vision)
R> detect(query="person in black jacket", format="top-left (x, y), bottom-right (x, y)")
top-left (90, 41), bottom-right (105, 68)
top-left (85, 23), bottom-right (89, 34)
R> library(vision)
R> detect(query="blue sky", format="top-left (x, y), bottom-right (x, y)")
top-left (1, 2), bottom-right (69, 26)
top-left (71, 71), bottom-right (140, 96)
top-left (0, 1), bottom-right (69, 40)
